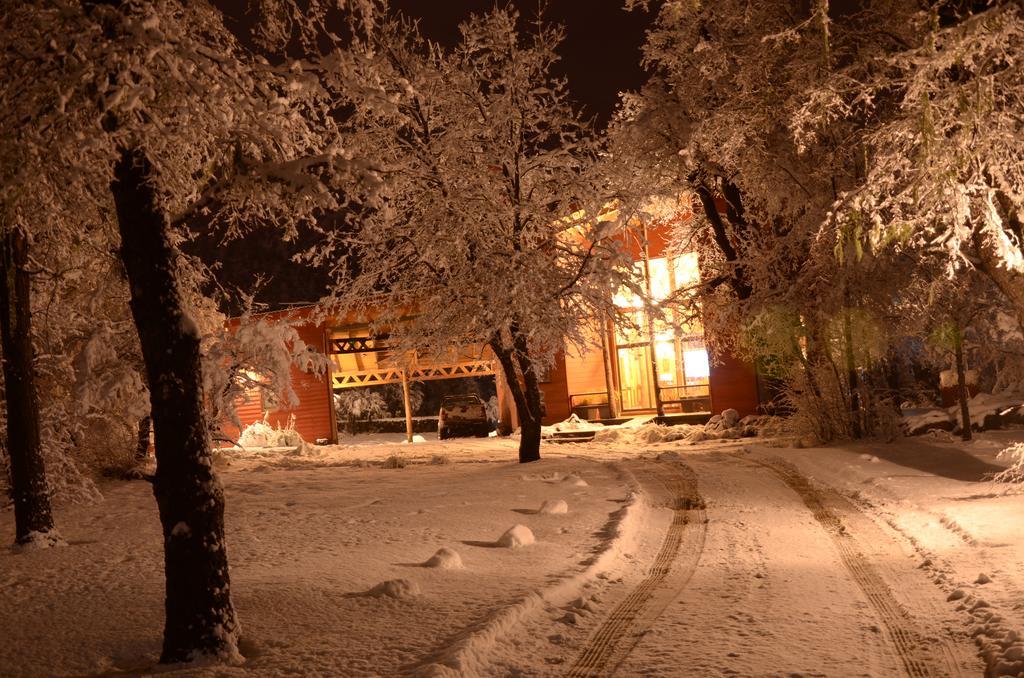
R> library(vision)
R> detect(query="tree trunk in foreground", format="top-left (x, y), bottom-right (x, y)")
top-left (952, 327), bottom-right (972, 442)
top-left (135, 415), bottom-right (152, 462)
top-left (490, 338), bottom-right (542, 463)
top-left (0, 224), bottom-right (58, 546)
top-left (842, 306), bottom-right (862, 438)
top-left (111, 148), bottom-right (239, 664)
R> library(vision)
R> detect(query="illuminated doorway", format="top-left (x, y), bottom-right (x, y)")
top-left (613, 252), bottom-right (712, 413)
top-left (617, 344), bottom-right (654, 410)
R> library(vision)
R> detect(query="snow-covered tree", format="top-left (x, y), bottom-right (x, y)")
top-left (202, 308), bottom-right (332, 440)
top-left (1, 0), bottom-right (376, 663)
top-left (612, 0), bottom-right (921, 436)
top-left (794, 2), bottom-right (1024, 334)
top-left (618, 0), bottom-right (1024, 438)
top-left (317, 8), bottom-right (640, 462)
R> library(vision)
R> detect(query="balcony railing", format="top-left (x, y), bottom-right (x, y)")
top-left (332, 359), bottom-right (496, 389)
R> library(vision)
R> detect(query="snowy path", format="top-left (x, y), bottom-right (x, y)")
top-left (503, 449), bottom-right (984, 676)
top-left (565, 461), bottom-right (707, 677)
top-left (747, 455), bottom-right (968, 677)
top-left (1, 433), bottom-right (1018, 676)
top-left (775, 435), bottom-right (1024, 677)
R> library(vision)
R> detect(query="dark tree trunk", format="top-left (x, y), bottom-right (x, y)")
top-left (135, 415), bottom-right (152, 462)
top-left (511, 328), bottom-right (544, 464)
top-left (690, 174), bottom-right (753, 301)
top-left (0, 224), bottom-right (57, 545)
top-left (952, 327), bottom-right (972, 442)
top-left (842, 306), bottom-right (862, 438)
top-left (111, 148), bottom-right (239, 664)
top-left (490, 336), bottom-right (542, 463)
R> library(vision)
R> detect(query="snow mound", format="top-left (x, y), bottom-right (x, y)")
top-left (994, 443), bottom-right (1024, 483)
top-left (496, 524), bottom-right (535, 549)
top-left (904, 391), bottom-right (1024, 436)
top-left (538, 499), bottom-right (569, 514)
top-left (381, 454), bottom-right (408, 469)
top-left (902, 407), bottom-right (954, 435)
top-left (568, 595), bottom-right (597, 613)
top-left (400, 434), bottom-right (427, 444)
top-left (562, 474), bottom-right (588, 487)
top-left (423, 547), bottom-right (463, 569)
top-left (591, 412), bottom-right (777, 446)
top-left (721, 408), bottom-right (740, 427)
top-left (542, 413), bottom-right (605, 437)
top-left (366, 578), bottom-right (421, 599)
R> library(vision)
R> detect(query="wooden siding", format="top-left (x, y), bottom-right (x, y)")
top-left (708, 347), bottom-right (761, 418)
top-left (222, 307), bottom-right (337, 445)
top-left (540, 351), bottom-right (571, 425)
top-left (227, 387), bottom-right (264, 442)
top-left (259, 321), bottom-right (336, 443)
top-left (564, 334), bottom-right (608, 403)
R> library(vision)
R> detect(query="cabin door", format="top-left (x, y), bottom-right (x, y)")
top-left (616, 345), bottom-right (655, 411)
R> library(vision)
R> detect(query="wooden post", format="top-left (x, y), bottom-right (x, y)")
top-left (494, 359), bottom-right (517, 434)
top-left (640, 224), bottom-right (665, 417)
top-left (401, 368), bottom-right (413, 443)
top-left (953, 325), bottom-right (972, 441)
top-left (599, 319), bottom-right (619, 419)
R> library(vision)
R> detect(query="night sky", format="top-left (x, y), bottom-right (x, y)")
top-left (387, 1), bottom-right (651, 126)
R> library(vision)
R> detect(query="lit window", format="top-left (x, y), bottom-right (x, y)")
top-left (655, 340), bottom-right (676, 385)
top-left (673, 252), bottom-right (700, 289)
top-left (649, 257), bottom-right (671, 301)
top-left (683, 349), bottom-right (710, 384)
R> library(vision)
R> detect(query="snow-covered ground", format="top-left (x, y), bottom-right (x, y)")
top-left (2, 428), bottom-right (1023, 676)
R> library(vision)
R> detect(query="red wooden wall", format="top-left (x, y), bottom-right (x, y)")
top-left (258, 320), bottom-right (336, 443)
top-left (708, 347), bottom-right (760, 418)
top-left (222, 308), bottom-right (337, 445)
top-left (539, 351), bottom-right (571, 425)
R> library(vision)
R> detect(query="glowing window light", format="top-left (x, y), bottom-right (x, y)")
top-left (673, 252), bottom-right (701, 288)
top-left (683, 349), bottom-right (710, 384)
top-left (649, 257), bottom-right (671, 301)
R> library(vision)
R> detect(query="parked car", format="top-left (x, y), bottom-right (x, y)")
top-left (438, 394), bottom-right (492, 439)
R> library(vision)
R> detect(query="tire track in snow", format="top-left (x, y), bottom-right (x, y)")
top-left (565, 461), bottom-right (706, 678)
top-left (752, 455), bottom-right (958, 678)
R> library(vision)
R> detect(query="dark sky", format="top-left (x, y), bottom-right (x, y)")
top-left (387, 1), bottom-right (651, 127)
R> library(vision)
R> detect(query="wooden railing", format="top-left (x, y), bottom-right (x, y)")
top-left (659, 383), bottom-right (711, 412)
top-left (569, 392), bottom-right (612, 420)
top-left (332, 359), bottom-right (496, 389)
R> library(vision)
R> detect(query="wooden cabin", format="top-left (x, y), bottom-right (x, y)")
top-left (223, 217), bottom-right (761, 444)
